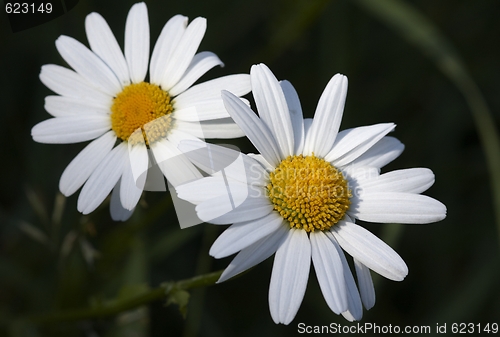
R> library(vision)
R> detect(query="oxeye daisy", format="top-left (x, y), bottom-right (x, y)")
top-left (31, 2), bottom-right (250, 220)
top-left (176, 63), bottom-right (446, 324)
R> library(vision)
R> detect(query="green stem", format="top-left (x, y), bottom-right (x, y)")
top-left (23, 270), bottom-right (223, 325)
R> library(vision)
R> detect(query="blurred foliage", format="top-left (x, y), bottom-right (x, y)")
top-left (1, 0), bottom-right (499, 336)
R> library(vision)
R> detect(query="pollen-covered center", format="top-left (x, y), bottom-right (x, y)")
top-left (267, 154), bottom-right (351, 232)
top-left (111, 82), bottom-right (173, 146)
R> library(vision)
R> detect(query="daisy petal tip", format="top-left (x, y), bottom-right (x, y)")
top-left (193, 16), bottom-right (207, 25)
top-left (58, 183), bottom-right (73, 198)
top-left (394, 265), bottom-right (409, 282)
top-left (131, 2), bottom-right (147, 11)
top-left (84, 12), bottom-right (98, 23)
top-left (220, 89), bottom-right (234, 99)
top-left (208, 246), bottom-right (218, 258)
top-left (329, 73), bottom-right (348, 87)
top-left (76, 201), bottom-right (88, 215)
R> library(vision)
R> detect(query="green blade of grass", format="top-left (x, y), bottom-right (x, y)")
top-left (351, 0), bottom-right (500, 244)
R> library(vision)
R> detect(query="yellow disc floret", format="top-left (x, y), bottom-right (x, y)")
top-left (267, 154), bottom-right (351, 232)
top-left (111, 82), bottom-right (173, 146)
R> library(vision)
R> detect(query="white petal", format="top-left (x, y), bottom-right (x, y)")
top-left (150, 139), bottom-right (203, 187)
top-left (174, 74), bottom-right (251, 107)
top-left (303, 74), bottom-right (348, 157)
top-left (350, 136), bottom-right (404, 169)
top-left (175, 119), bottom-right (245, 139)
top-left (78, 143), bottom-right (128, 214)
top-left (39, 65), bottom-right (112, 105)
top-left (269, 229), bottom-right (311, 325)
top-left (328, 235), bottom-right (363, 321)
top-left (330, 221), bottom-right (408, 281)
top-left (201, 120), bottom-right (245, 138)
top-left (150, 15), bottom-right (188, 85)
top-left (177, 140), bottom-right (268, 184)
top-left (176, 176), bottom-right (265, 205)
top-left (360, 168), bottom-right (435, 194)
top-left (196, 193), bottom-right (273, 224)
top-left (310, 230), bottom-right (347, 314)
top-left (59, 131), bottom-right (116, 196)
top-left (173, 102), bottom-right (228, 122)
top-left (325, 123), bottom-right (395, 167)
top-left (85, 12), bottom-right (130, 86)
top-left (340, 275), bottom-right (363, 322)
top-left (55, 36), bottom-right (122, 95)
top-left (110, 181), bottom-right (134, 221)
top-left (221, 91), bottom-right (282, 167)
top-left (210, 212), bottom-right (284, 258)
top-left (166, 128), bottom-right (205, 149)
top-left (125, 2), bottom-right (149, 83)
top-left (31, 115), bottom-right (111, 144)
top-left (302, 118), bottom-right (313, 146)
top-left (120, 143), bottom-right (148, 210)
top-left (218, 224), bottom-right (289, 282)
top-left (251, 64), bottom-right (294, 158)
top-left (173, 98), bottom-right (250, 122)
top-left (350, 192), bottom-right (446, 224)
top-left (354, 258), bottom-right (375, 310)
top-left (159, 17), bottom-right (206, 90)
top-left (280, 80), bottom-right (304, 154)
top-left (169, 52), bottom-right (224, 96)
top-left (45, 95), bottom-right (109, 117)
top-left (247, 154), bottom-right (274, 172)
top-left (177, 176), bottom-right (231, 205)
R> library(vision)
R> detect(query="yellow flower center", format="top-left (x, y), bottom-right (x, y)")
top-left (111, 82), bottom-right (173, 146)
top-left (267, 154), bottom-right (351, 232)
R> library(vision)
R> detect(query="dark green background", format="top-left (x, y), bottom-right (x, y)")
top-left (1, 0), bottom-right (499, 336)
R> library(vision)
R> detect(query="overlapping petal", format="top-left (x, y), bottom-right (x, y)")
top-left (210, 212), bottom-right (284, 258)
top-left (325, 123), bottom-right (395, 166)
top-left (120, 143), bottom-right (148, 210)
top-left (174, 74), bottom-right (250, 107)
top-left (280, 80), bottom-right (304, 154)
top-left (158, 17), bottom-right (206, 90)
top-left (150, 14), bottom-right (187, 85)
top-left (354, 258), bottom-right (375, 310)
top-left (359, 168), bottom-right (435, 194)
top-left (77, 143), bottom-right (128, 214)
top-left (221, 90), bottom-right (282, 166)
top-left (55, 35), bottom-right (122, 95)
top-left (39, 65), bottom-right (112, 105)
top-left (218, 224), bottom-right (289, 283)
top-left (330, 220), bottom-right (408, 281)
top-left (349, 136), bottom-right (405, 169)
top-left (169, 52), bottom-right (223, 96)
top-left (59, 131), bottom-right (116, 196)
top-left (85, 12), bottom-right (130, 86)
top-left (251, 64), bottom-right (294, 158)
top-left (269, 229), bottom-right (311, 325)
top-left (303, 74), bottom-right (347, 157)
top-left (310, 230), bottom-right (347, 314)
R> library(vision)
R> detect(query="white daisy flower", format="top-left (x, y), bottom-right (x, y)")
top-left (176, 63), bottom-right (446, 324)
top-left (31, 2), bottom-right (250, 221)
